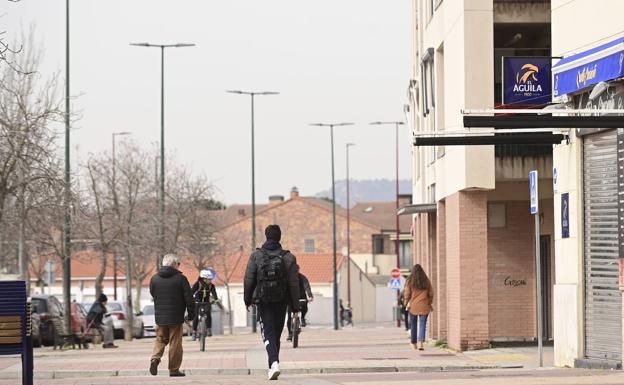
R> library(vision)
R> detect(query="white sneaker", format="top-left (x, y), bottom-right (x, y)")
top-left (268, 361), bottom-right (280, 380)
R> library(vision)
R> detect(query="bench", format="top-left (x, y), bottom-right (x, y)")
top-left (0, 281), bottom-right (33, 385)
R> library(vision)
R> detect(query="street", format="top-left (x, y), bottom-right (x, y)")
top-left (1, 324), bottom-right (622, 385)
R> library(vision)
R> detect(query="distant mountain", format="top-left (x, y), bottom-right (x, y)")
top-left (315, 179), bottom-right (412, 208)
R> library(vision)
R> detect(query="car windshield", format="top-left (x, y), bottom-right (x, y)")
top-left (31, 298), bottom-right (47, 313)
top-left (106, 302), bottom-right (123, 311)
top-left (142, 305), bottom-right (155, 315)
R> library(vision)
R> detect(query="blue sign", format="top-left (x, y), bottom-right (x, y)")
top-left (206, 267), bottom-right (217, 280)
top-left (529, 171), bottom-right (539, 214)
top-left (503, 57), bottom-right (552, 105)
top-left (389, 277), bottom-right (401, 290)
top-left (561, 193), bottom-right (570, 238)
top-left (553, 37), bottom-right (624, 96)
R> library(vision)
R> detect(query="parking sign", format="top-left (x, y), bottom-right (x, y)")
top-left (529, 170), bottom-right (538, 214)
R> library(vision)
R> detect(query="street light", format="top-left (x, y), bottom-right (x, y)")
top-left (227, 90), bottom-right (279, 333)
top-left (130, 42), bottom-right (195, 270)
top-left (112, 132), bottom-right (130, 301)
top-left (310, 122), bottom-right (354, 330)
top-left (370, 121), bottom-right (405, 328)
top-left (345, 143), bottom-right (356, 308)
top-left (62, 0), bottom-right (71, 336)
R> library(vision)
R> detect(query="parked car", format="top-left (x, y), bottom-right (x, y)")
top-left (106, 301), bottom-right (144, 339)
top-left (140, 304), bottom-right (191, 337)
top-left (30, 311), bottom-right (42, 348)
top-left (31, 295), bottom-right (65, 346)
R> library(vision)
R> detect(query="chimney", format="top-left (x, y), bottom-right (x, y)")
top-left (290, 186), bottom-right (299, 199)
top-left (269, 195), bottom-right (285, 205)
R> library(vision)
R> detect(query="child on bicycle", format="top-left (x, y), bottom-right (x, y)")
top-left (191, 269), bottom-right (219, 339)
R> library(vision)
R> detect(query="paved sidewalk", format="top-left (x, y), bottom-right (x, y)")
top-left (0, 323), bottom-right (504, 380)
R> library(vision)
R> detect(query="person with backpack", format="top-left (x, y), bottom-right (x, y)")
top-left (191, 269), bottom-right (219, 339)
top-left (403, 264), bottom-right (434, 350)
top-left (244, 224), bottom-right (300, 381)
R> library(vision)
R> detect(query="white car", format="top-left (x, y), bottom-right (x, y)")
top-left (140, 304), bottom-right (192, 337)
top-left (105, 301), bottom-right (144, 339)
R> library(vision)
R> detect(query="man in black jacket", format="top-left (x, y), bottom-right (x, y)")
top-left (86, 293), bottom-right (117, 348)
top-left (149, 254), bottom-right (195, 377)
top-left (286, 272), bottom-right (314, 341)
top-left (244, 224), bottom-right (300, 381)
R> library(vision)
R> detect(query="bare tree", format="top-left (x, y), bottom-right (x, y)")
top-left (0, 1), bottom-right (32, 74)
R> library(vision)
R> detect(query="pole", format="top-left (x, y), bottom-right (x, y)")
top-left (63, 0), bottom-right (72, 335)
top-left (395, 123), bottom-right (401, 328)
top-left (535, 212), bottom-right (543, 367)
top-left (346, 144), bottom-right (352, 306)
top-left (112, 135), bottom-right (117, 300)
top-left (331, 125), bottom-right (339, 330)
top-left (159, 46), bottom-right (165, 270)
top-left (250, 94), bottom-right (258, 333)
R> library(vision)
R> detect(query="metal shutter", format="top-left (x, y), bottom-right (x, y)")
top-left (583, 129), bottom-right (622, 362)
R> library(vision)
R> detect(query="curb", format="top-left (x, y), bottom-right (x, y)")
top-left (0, 364), bottom-right (510, 379)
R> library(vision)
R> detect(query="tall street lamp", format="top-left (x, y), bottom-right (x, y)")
top-left (370, 121), bottom-right (405, 328)
top-left (130, 42), bottom-right (195, 270)
top-left (62, 0), bottom-right (72, 335)
top-left (345, 143), bottom-right (355, 308)
top-left (226, 90), bottom-right (279, 333)
top-left (112, 132), bottom-right (130, 301)
top-left (310, 122), bottom-right (354, 330)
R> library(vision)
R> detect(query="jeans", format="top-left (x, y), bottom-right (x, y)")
top-left (258, 302), bottom-right (288, 368)
top-left (409, 314), bottom-right (428, 344)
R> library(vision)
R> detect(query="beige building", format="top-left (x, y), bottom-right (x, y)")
top-left (406, 0), bottom-right (556, 351)
top-left (550, 0), bottom-right (624, 368)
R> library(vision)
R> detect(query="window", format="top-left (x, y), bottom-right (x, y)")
top-left (399, 240), bottom-right (413, 268)
top-left (373, 235), bottom-right (385, 254)
top-left (304, 239), bottom-right (315, 253)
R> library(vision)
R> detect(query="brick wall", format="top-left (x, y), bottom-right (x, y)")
top-left (436, 200), bottom-right (447, 340)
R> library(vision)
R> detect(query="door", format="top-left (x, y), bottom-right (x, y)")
top-left (583, 129), bottom-right (622, 363)
top-left (540, 235), bottom-right (551, 341)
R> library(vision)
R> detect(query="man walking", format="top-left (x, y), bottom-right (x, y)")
top-left (244, 225), bottom-right (300, 380)
top-left (86, 293), bottom-right (117, 348)
top-left (149, 254), bottom-right (195, 377)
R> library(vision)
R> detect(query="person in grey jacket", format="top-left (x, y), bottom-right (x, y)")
top-left (244, 224), bottom-right (300, 380)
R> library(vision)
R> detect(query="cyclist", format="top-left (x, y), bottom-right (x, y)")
top-left (287, 272), bottom-right (313, 341)
top-left (191, 269), bottom-right (219, 339)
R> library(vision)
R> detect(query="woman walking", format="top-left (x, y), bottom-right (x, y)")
top-left (403, 264), bottom-right (434, 350)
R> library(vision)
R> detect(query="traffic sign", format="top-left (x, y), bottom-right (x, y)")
top-left (391, 268), bottom-right (401, 279)
top-left (206, 267), bottom-right (217, 280)
top-left (529, 170), bottom-right (539, 214)
top-left (389, 277), bottom-right (401, 290)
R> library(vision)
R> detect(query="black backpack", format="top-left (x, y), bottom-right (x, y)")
top-left (257, 249), bottom-right (288, 303)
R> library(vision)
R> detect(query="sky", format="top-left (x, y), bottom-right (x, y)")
top-left (3, 0), bottom-right (412, 205)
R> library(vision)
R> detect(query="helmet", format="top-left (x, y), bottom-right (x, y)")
top-left (200, 269), bottom-right (214, 280)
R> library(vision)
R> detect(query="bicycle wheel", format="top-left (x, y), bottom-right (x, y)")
top-left (198, 316), bottom-right (206, 352)
top-left (292, 317), bottom-right (300, 349)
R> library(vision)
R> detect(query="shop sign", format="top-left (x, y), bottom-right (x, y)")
top-left (503, 57), bottom-right (552, 105)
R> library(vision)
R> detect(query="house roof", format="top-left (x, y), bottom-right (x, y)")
top-left (350, 201), bottom-right (412, 233)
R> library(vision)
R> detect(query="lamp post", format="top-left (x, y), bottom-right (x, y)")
top-left (227, 90), bottom-right (279, 333)
top-left (345, 143), bottom-right (355, 307)
top-left (310, 122), bottom-right (354, 330)
top-left (112, 132), bottom-right (130, 301)
top-left (62, 0), bottom-right (72, 335)
top-left (130, 42), bottom-right (195, 270)
top-left (370, 121), bottom-right (405, 328)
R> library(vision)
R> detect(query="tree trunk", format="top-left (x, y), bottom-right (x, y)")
top-left (225, 283), bottom-right (233, 334)
top-left (94, 248), bottom-right (107, 299)
top-left (134, 277), bottom-right (143, 314)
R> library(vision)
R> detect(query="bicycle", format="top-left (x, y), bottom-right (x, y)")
top-left (291, 312), bottom-right (301, 348)
top-left (196, 304), bottom-right (208, 352)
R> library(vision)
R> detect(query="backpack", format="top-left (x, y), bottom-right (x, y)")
top-left (257, 249), bottom-right (288, 303)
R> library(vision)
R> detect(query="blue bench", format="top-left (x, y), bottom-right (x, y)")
top-left (0, 280), bottom-right (33, 385)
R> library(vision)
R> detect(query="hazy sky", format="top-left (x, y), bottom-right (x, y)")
top-left (4, 0), bottom-right (412, 205)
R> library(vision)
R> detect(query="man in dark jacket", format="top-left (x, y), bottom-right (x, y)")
top-left (286, 272), bottom-right (314, 341)
top-left (149, 254), bottom-right (195, 377)
top-left (244, 224), bottom-right (300, 381)
top-left (86, 293), bottom-right (117, 348)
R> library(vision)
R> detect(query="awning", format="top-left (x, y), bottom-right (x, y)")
top-left (414, 133), bottom-right (565, 146)
top-left (398, 204), bottom-right (437, 215)
top-left (464, 115), bottom-right (624, 129)
top-left (553, 37), bottom-right (624, 96)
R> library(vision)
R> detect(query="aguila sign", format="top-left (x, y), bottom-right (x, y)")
top-left (502, 57), bottom-right (551, 105)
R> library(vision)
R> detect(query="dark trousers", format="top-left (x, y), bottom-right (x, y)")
top-left (192, 303), bottom-right (212, 331)
top-left (286, 301), bottom-right (308, 334)
top-left (258, 302), bottom-right (288, 368)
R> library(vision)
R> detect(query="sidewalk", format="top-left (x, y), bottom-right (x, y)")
top-left (0, 323), bottom-right (550, 380)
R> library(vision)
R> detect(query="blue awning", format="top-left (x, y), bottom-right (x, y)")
top-left (552, 37), bottom-right (624, 96)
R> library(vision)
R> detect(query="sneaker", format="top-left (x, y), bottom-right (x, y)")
top-left (410, 343), bottom-right (417, 350)
top-left (286, 334), bottom-right (292, 342)
top-left (191, 332), bottom-right (196, 341)
top-left (268, 361), bottom-right (280, 380)
top-left (207, 328), bottom-right (212, 337)
top-left (103, 343), bottom-right (118, 349)
top-left (169, 370), bottom-right (186, 377)
top-left (301, 319), bottom-right (307, 327)
top-left (149, 359), bottom-right (159, 376)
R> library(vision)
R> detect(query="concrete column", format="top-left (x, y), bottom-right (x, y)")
top-left (436, 200), bottom-right (447, 340)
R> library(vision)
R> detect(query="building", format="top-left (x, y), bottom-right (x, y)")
top-left (406, 0), bottom-right (555, 351)
top-left (550, 0), bottom-right (624, 368)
